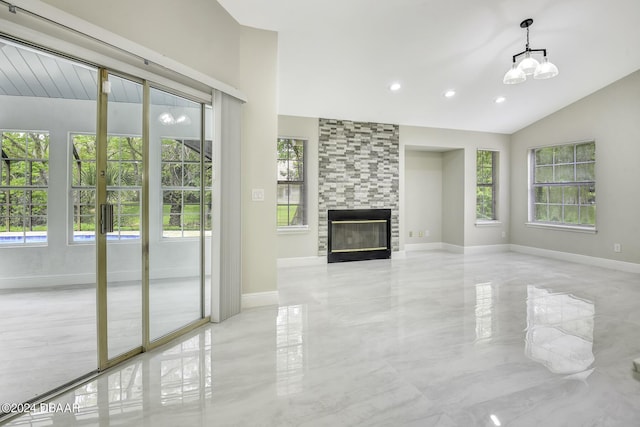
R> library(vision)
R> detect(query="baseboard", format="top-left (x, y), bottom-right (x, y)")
top-left (277, 256), bottom-right (325, 268)
top-left (464, 244), bottom-right (511, 255)
top-left (442, 243), bottom-right (465, 254)
top-left (392, 250), bottom-right (406, 259)
top-left (510, 244), bottom-right (640, 274)
top-left (404, 242), bottom-right (444, 251)
top-left (242, 291), bottom-right (279, 308)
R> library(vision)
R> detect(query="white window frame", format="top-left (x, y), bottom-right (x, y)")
top-left (0, 130), bottom-right (50, 245)
top-left (476, 149), bottom-right (498, 223)
top-left (277, 137), bottom-right (307, 230)
top-left (527, 140), bottom-right (596, 232)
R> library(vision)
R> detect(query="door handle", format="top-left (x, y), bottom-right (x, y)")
top-left (100, 203), bottom-right (114, 234)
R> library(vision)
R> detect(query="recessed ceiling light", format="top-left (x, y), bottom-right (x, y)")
top-left (494, 96), bottom-right (507, 104)
top-left (389, 82), bottom-right (402, 91)
top-left (444, 90), bottom-right (456, 98)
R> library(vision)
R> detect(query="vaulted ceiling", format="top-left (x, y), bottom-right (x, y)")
top-left (218, 0), bottom-right (640, 134)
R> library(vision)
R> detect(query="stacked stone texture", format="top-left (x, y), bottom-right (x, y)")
top-left (318, 118), bottom-right (399, 255)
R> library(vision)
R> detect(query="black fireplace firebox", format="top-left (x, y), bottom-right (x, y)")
top-left (327, 209), bottom-right (391, 263)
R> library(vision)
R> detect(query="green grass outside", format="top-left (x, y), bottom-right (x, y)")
top-left (277, 205), bottom-right (298, 227)
top-left (163, 204), bottom-right (201, 230)
top-left (0, 225), bottom-right (47, 232)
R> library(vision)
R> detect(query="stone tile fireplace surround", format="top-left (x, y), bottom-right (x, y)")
top-left (318, 118), bottom-right (399, 257)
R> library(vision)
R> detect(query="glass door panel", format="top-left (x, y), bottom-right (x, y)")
top-left (0, 40), bottom-right (98, 408)
top-left (149, 87), bottom-right (202, 340)
top-left (105, 74), bottom-right (143, 359)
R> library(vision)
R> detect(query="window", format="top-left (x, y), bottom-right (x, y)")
top-left (161, 138), bottom-right (212, 238)
top-left (277, 138), bottom-right (306, 227)
top-left (71, 134), bottom-right (142, 241)
top-left (530, 141), bottom-right (595, 228)
top-left (0, 131), bottom-right (49, 244)
top-left (476, 150), bottom-right (497, 221)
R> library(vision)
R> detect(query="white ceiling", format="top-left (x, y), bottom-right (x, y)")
top-left (218, 0), bottom-right (640, 134)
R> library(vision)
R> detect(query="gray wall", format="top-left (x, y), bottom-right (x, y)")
top-left (404, 151), bottom-right (443, 245)
top-left (442, 150), bottom-right (465, 246)
top-left (510, 69), bottom-right (640, 263)
top-left (400, 125), bottom-right (511, 250)
top-left (275, 117), bottom-right (511, 258)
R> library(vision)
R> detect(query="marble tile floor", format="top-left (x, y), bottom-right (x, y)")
top-left (0, 277), bottom-right (208, 407)
top-left (4, 250), bottom-right (640, 426)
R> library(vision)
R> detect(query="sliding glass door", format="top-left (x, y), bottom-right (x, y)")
top-left (0, 36), bottom-right (213, 416)
top-left (0, 39), bottom-right (98, 406)
top-left (148, 87), bottom-right (205, 340)
top-left (104, 73), bottom-right (144, 360)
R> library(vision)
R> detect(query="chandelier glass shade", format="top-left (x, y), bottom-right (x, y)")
top-left (534, 57), bottom-right (560, 80)
top-left (503, 19), bottom-right (559, 84)
top-left (503, 64), bottom-right (526, 84)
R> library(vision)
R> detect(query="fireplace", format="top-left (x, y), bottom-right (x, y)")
top-left (327, 209), bottom-right (391, 263)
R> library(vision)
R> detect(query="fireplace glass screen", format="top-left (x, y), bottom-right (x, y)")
top-left (330, 220), bottom-right (388, 253)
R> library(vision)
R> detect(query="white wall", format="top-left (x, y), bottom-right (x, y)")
top-left (237, 26), bottom-right (279, 294)
top-left (276, 115), bottom-right (319, 259)
top-left (510, 69), bottom-right (640, 264)
top-left (41, 0), bottom-right (242, 88)
top-left (404, 150), bottom-right (442, 245)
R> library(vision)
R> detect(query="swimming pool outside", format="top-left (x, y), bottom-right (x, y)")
top-left (0, 233), bottom-right (140, 244)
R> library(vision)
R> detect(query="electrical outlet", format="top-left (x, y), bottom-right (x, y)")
top-left (418, 231), bottom-right (424, 238)
top-left (409, 231), bottom-right (413, 237)
top-left (614, 243), bottom-right (621, 253)
top-left (251, 188), bottom-right (264, 202)
top-left (424, 230), bottom-right (430, 237)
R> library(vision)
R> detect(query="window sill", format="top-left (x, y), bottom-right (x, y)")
top-left (278, 225), bottom-right (309, 234)
top-left (475, 220), bottom-right (502, 227)
top-left (525, 222), bottom-right (597, 234)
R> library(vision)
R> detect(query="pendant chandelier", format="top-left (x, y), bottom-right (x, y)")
top-left (503, 18), bottom-right (559, 84)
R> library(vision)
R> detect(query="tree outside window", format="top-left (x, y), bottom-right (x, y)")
top-left (161, 138), bottom-right (212, 238)
top-left (476, 150), bottom-right (497, 221)
top-left (277, 138), bottom-right (306, 227)
top-left (0, 131), bottom-right (49, 244)
top-left (71, 134), bottom-right (142, 241)
top-left (530, 141), bottom-right (595, 227)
